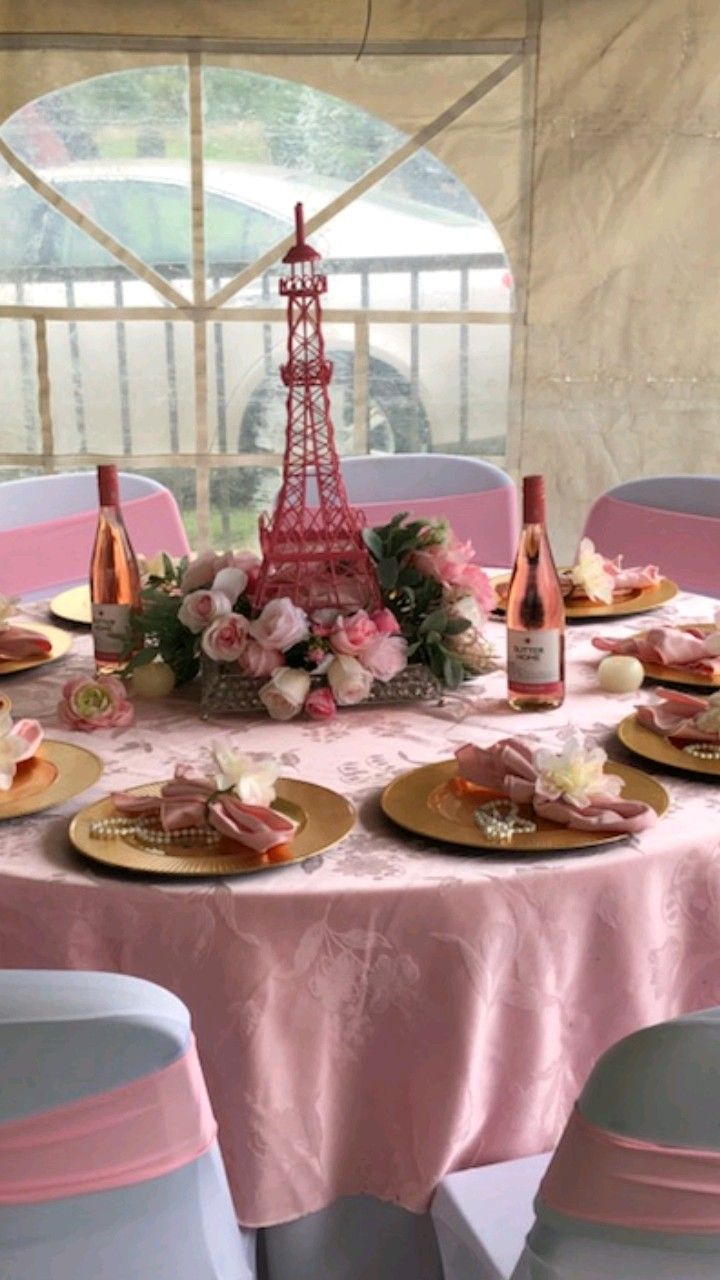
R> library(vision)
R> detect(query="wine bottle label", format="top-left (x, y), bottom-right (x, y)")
top-left (92, 603), bottom-right (133, 659)
top-left (507, 629), bottom-right (562, 685)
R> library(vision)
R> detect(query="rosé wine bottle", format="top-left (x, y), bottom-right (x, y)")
top-left (90, 465), bottom-right (142, 674)
top-left (506, 474), bottom-right (565, 710)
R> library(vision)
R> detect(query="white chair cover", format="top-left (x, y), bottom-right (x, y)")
top-left (0, 970), bottom-right (255, 1280)
top-left (512, 1007), bottom-right (720, 1279)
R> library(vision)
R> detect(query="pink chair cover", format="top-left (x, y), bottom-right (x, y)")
top-left (0, 491), bottom-right (190, 597)
top-left (538, 1105), bottom-right (720, 1233)
top-left (0, 1035), bottom-right (216, 1204)
top-left (582, 495), bottom-right (720, 597)
top-left (357, 487), bottom-right (518, 568)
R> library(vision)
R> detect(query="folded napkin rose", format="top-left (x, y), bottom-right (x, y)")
top-left (113, 752), bottom-right (297, 855)
top-left (0, 717), bottom-right (44, 790)
top-left (593, 624), bottom-right (720, 674)
top-left (455, 734), bottom-right (656, 833)
top-left (636, 688), bottom-right (720, 743)
top-left (569, 539), bottom-right (661, 604)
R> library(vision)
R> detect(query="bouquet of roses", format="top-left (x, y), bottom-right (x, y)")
top-left (130, 516), bottom-right (494, 720)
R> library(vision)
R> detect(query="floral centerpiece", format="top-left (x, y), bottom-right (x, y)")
top-left (130, 516), bottom-right (495, 721)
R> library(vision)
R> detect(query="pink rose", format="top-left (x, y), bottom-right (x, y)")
top-left (304, 687), bottom-right (337, 720)
top-left (452, 562), bottom-right (495, 614)
top-left (327, 655), bottom-right (374, 706)
top-left (329, 610), bottom-right (379, 656)
top-left (180, 551), bottom-right (225, 594)
top-left (359, 634), bottom-right (408, 682)
top-left (201, 613), bottom-right (250, 662)
top-left (413, 534), bottom-right (494, 613)
top-left (177, 589), bottom-right (231, 634)
top-left (250, 599), bottom-right (309, 651)
top-left (258, 667), bottom-right (311, 720)
top-left (59, 675), bottom-right (134, 731)
top-left (238, 640), bottom-right (284, 678)
top-left (370, 608), bottom-right (401, 636)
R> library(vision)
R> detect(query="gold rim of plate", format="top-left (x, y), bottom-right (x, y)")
top-left (492, 574), bottom-right (678, 620)
top-left (0, 740), bottom-right (103, 819)
top-left (69, 777), bottom-right (356, 876)
top-left (0, 622), bottom-right (73, 675)
top-left (381, 759), bottom-right (669, 853)
top-left (637, 623), bottom-right (720, 690)
top-left (50, 585), bottom-right (92, 626)
top-left (618, 713), bottom-right (720, 778)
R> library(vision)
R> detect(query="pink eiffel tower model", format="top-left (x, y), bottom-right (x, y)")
top-left (253, 203), bottom-right (382, 615)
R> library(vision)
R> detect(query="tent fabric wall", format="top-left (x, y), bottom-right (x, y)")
top-left (0, 1), bottom-right (718, 558)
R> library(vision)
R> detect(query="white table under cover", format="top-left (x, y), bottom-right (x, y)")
top-left (0, 591), bottom-right (718, 1234)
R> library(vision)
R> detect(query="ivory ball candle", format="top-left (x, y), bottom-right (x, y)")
top-left (598, 655), bottom-right (644, 693)
top-left (131, 660), bottom-right (176, 699)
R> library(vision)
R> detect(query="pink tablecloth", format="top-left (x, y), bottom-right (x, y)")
top-left (1, 593), bottom-right (720, 1228)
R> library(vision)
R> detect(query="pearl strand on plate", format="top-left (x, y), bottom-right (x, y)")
top-left (683, 743), bottom-right (720, 761)
top-left (473, 800), bottom-right (537, 844)
top-left (89, 817), bottom-right (220, 846)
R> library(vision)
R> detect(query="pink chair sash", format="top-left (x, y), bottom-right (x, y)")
top-left (538, 1104), bottom-right (720, 1233)
top-left (582, 496), bottom-right (720, 597)
top-left (355, 487), bottom-right (518, 568)
top-left (0, 491), bottom-right (190, 597)
top-left (0, 1035), bottom-right (216, 1204)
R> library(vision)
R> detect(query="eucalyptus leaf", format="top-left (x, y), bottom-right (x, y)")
top-left (444, 617), bottom-right (472, 635)
top-left (363, 529), bottom-right (384, 559)
top-left (378, 556), bottom-right (399, 590)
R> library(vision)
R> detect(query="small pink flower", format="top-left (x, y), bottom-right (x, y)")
top-left (250, 598), bottom-right (309, 651)
top-left (177, 589), bottom-right (231, 634)
top-left (370, 608), bottom-right (401, 636)
top-left (327, 655), bottom-right (374, 706)
top-left (238, 640), bottom-right (284, 678)
top-left (304, 687), bottom-right (337, 720)
top-left (329, 610), bottom-right (379, 656)
top-left (307, 645), bottom-right (326, 666)
top-left (59, 675), bottom-right (134, 732)
top-left (359, 634), bottom-right (408, 682)
top-left (201, 613), bottom-right (250, 662)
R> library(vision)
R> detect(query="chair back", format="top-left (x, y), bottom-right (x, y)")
top-left (0, 971), bottom-right (253, 1280)
top-left (581, 476), bottom-right (720, 598)
top-left (0, 472), bottom-right (190, 597)
top-left (513, 1008), bottom-right (720, 1279)
top-left (305, 454), bottom-right (518, 568)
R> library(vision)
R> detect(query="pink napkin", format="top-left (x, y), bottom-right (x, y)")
top-left (605, 559), bottom-right (661, 594)
top-left (636, 688), bottom-right (720, 743)
top-left (0, 626), bottom-right (52, 662)
top-left (593, 626), bottom-right (720, 674)
top-left (455, 738), bottom-right (657, 833)
top-left (113, 764), bottom-right (297, 854)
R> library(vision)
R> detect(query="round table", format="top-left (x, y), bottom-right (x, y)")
top-left (2, 590), bottom-right (719, 1232)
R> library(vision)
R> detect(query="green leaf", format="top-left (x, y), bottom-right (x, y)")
top-left (162, 552), bottom-right (175, 580)
top-left (378, 556), bottom-right (399, 590)
top-left (442, 653), bottom-right (465, 688)
top-left (363, 529), bottom-right (384, 560)
top-left (419, 608), bottom-right (448, 635)
top-left (444, 617), bottom-right (472, 635)
top-left (127, 646), bottom-right (159, 668)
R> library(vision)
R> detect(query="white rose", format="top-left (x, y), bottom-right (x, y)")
top-left (327, 655), bottom-right (374, 706)
top-left (258, 667), bottom-right (311, 721)
top-left (177, 589), bottom-right (231, 634)
top-left (250, 598), bottom-right (309, 651)
top-left (211, 566), bottom-right (248, 606)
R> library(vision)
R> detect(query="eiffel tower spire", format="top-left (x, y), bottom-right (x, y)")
top-left (253, 203), bottom-right (382, 615)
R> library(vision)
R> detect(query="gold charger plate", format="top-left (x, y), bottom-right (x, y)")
top-left (492, 574), bottom-right (678, 621)
top-left (0, 740), bottom-right (103, 819)
top-left (636, 624), bottom-right (720, 691)
top-left (618, 713), bottom-right (720, 779)
top-left (50, 585), bottom-right (92, 626)
top-left (0, 622), bottom-right (72, 675)
top-left (69, 777), bottom-right (355, 876)
top-left (381, 759), bottom-right (668, 853)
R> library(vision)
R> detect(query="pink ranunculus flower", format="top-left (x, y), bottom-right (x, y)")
top-left (177, 589), bottom-right (231, 635)
top-left (370, 607), bottom-right (401, 636)
top-left (250, 598), bottom-right (309, 651)
top-left (59, 675), bottom-right (134, 732)
top-left (326, 655), bottom-right (374, 706)
top-left (201, 613), bottom-right (250, 662)
top-left (304, 687), bottom-right (337, 720)
top-left (258, 667), bottom-right (311, 721)
top-left (359, 634), bottom-right (408, 682)
top-left (329, 610), bottom-right (379, 656)
top-left (237, 640), bottom-right (284, 678)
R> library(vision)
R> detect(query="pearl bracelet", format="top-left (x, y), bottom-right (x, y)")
top-left (473, 799), bottom-right (537, 844)
top-left (683, 743), bottom-right (720, 761)
top-left (89, 817), bottom-right (220, 847)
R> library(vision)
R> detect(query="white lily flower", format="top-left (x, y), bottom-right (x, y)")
top-left (534, 734), bottom-right (623, 806)
top-left (211, 745), bottom-right (279, 807)
top-left (570, 538), bottom-right (614, 604)
top-left (0, 594), bottom-right (18, 631)
top-left (0, 733), bottom-right (30, 791)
